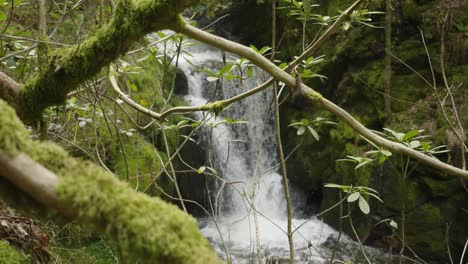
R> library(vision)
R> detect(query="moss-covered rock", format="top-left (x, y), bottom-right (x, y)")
top-left (404, 203), bottom-right (446, 257)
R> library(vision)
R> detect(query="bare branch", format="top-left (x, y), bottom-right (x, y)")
top-left (177, 22), bottom-right (468, 179)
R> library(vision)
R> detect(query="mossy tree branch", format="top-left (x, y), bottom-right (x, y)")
top-left (0, 100), bottom-right (221, 263)
top-left (11, 0), bottom-right (194, 121)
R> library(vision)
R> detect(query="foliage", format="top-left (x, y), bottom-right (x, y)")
top-left (282, 0), bottom-right (322, 22)
top-left (337, 129), bottom-right (449, 171)
top-left (0, 0), bottom-right (466, 261)
top-left (342, 9), bottom-right (384, 31)
top-left (324, 184), bottom-right (383, 214)
top-left (289, 117), bottom-right (337, 140)
top-left (296, 55), bottom-right (327, 80)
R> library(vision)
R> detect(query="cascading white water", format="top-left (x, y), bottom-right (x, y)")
top-left (161, 35), bottom-right (388, 263)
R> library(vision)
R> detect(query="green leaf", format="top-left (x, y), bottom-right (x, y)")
top-left (288, 121), bottom-right (302, 127)
top-left (383, 128), bottom-right (403, 141)
top-left (250, 45), bottom-right (259, 53)
top-left (355, 186), bottom-right (379, 194)
top-left (366, 192), bottom-right (383, 203)
top-left (219, 64), bottom-right (233, 75)
top-left (324, 183), bottom-right (346, 189)
top-left (305, 56), bottom-right (314, 65)
top-left (246, 67), bottom-right (253, 78)
top-left (259, 46), bottom-right (271, 55)
top-left (402, 130), bottom-right (419, 141)
top-left (199, 68), bottom-right (217, 77)
top-left (381, 150), bottom-right (392, 157)
top-left (307, 126), bottom-right (320, 141)
top-left (395, 133), bottom-right (405, 142)
top-left (360, 135), bottom-right (379, 149)
top-left (157, 31), bottom-right (167, 38)
top-left (378, 155), bottom-right (387, 164)
top-left (409, 140), bottom-right (421, 149)
top-left (297, 126), bottom-right (306, 135)
top-left (355, 159), bottom-right (374, 170)
top-left (347, 192), bottom-right (360, 202)
top-left (78, 121), bottom-right (86, 128)
top-left (421, 141), bottom-right (431, 152)
top-left (358, 196), bottom-right (370, 214)
top-left (390, 220), bottom-right (398, 229)
top-left (197, 166), bottom-right (206, 174)
top-left (129, 83), bottom-right (138, 92)
top-left (140, 98), bottom-right (149, 107)
top-left (342, 21), bottom-right (351, 31)
top-left (207, 76), bottom-right (219, 82)
top-left (303, 0), bottom-right (311, 17)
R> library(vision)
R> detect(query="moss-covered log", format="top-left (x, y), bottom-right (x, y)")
top-left (16, 0), bottom-right (193, 120)
top-left (0, 99), bottom-right (221, 263)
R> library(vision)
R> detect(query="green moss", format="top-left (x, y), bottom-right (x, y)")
top-left (420, 177), bottom-right (462, 198)
top-left (0, 100), bottom-right (30, 155)
top-left (0, 100), bottom-right (221, 263)
top-left (0, 240), bottom-right (29, 264)
top-left (108, 133), bottom-right (171, 194)
top-left (57, 162), bottom-right (219, 263)
top-left (304, 89), bottom-right (323, 101)
top-left (201, 101), bottom-right (227, 115)
top-left (405, 203), bottom-right (445, 257)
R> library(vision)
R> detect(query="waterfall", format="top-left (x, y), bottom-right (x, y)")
top-left (164, 36), bottom-right (388, 263)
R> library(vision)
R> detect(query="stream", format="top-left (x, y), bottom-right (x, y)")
top-left (164, 36), bottom-right (392, 263)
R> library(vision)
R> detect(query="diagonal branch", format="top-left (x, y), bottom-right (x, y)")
top-left (5, 0), bottom-right (192, 121)
top-left (177, 22), bottom-right (468, 179)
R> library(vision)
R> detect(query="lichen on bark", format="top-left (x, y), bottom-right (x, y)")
top-left (201, 101), bottom-right (226, 115)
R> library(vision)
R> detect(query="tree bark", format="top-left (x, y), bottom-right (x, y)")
top-left (37, 0), bottom-right (48, 64)
top-left (384, 0), bottom-right (392, 117)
